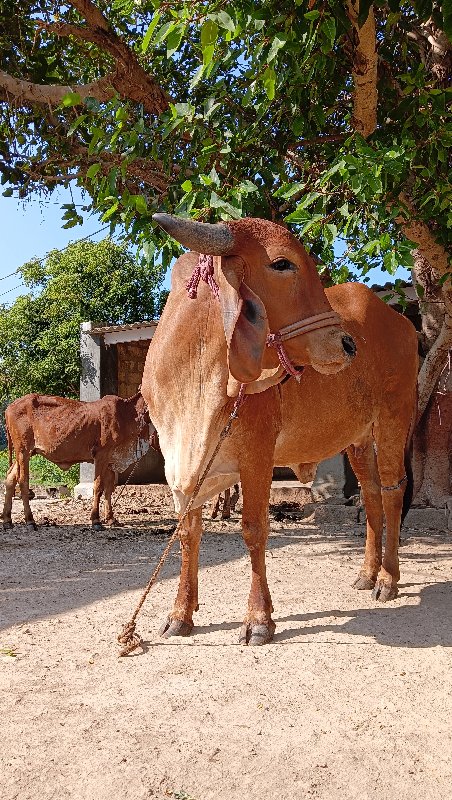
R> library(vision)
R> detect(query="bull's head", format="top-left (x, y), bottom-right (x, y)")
top-left (153, 214), bottom-right (356, 384)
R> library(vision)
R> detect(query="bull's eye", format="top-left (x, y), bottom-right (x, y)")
top-left (270, 258), bottom-right (295, 272)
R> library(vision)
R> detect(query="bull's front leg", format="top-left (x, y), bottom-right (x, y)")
top-left (239, 475), bottom-right (275, 646)
top-left (238, 436), bottom-right (277, 646)
top-left (160, 507), bottom-right (202, 638)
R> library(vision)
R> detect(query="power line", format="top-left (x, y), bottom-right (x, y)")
top-left (0, 225), bottom-right (111, 283)
top-left (0, 283), bottom-right (25, 298)
top-left (0, 269), bottom-right (19, 282)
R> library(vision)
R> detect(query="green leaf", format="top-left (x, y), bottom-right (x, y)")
top-left (115, 106), bottom-right (128, 121)
top-left (2, 187), bottom-right (13, 197)
top-left (67, 114), bottom-right (87, 136)
top-left (153, 21), bottom-right (176, 46)
top-left (181, 179), bottom-right (193, 192)
top-left (300, 214), bottom-right (324, 235)
top-left (358, 0), bottom-right (374, 26)
top-left (320, 17), bottom-right (336, 52)
top-left (167, 23), bottom-right (186, 58)
top-left (86, 163), bottom-right (101, 179)
top-left (142, 12), bottom-right (161, 52)
top-left (201, 19), bottom-right (219, 49)
top-left (61, 91), bottom-right (82, 107)
top-left (133, 195), bottom-right (148, 215)
top-left (294, 192), bottom-right (322, 211)
top-left (444, 2), bottom-right (452, 41)
top-left (215, 11), bottom-right (236, 33)
top-left (210, 191), bottom-right (241, 219)
top-left (262, 66), bottom-right (276, 101)
top-left (274, 182), bottom-right (305, 199)
top-left (102, 202), bottom-right (119, 221)
top-left (238, 180), bottom-right (259, 195)
top-left (267, 34), bottom-right (287, 63)
top-left (304, 10), bottom-right (320, 20)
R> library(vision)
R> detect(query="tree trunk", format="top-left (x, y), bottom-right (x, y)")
top-left (411, 251), bottom-right (452, 507)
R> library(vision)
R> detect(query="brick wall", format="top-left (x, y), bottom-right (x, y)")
top-left (116, 340), bottom-right (150, 398)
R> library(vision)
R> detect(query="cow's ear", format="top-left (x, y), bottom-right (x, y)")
top-left (216, 256), bottom-right (269, 383)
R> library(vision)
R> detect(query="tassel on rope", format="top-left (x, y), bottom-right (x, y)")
top-left (186, 254), bottom-right (219, 299)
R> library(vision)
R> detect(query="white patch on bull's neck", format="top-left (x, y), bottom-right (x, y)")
top-left (111, 432), bottom-right (150, 473)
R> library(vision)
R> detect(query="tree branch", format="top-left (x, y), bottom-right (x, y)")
top-left (396, 193), bottom-right (451, 279)
top-left (0, 69), bottom-right (117, 106)
top-left (0, 0), bottom-right (170, 116)
top-left (346, 1), bottom-right (378, 138)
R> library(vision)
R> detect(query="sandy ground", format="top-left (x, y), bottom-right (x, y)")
top-left (1, 489), bottom-right (452, 800)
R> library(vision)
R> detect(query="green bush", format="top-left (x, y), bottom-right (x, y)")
top-left (0, 450), bottom-right (79, 489)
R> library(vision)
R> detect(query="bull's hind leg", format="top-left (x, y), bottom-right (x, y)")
top-left (103, 468), bottom-right (120, 526)
top-left (2, 461), bottom-right (18, 528)
top-left (372, 413), bottom-right (413, 602)
top-left (91, 461), bottom-right (106, 530)
top-left (17, 452), bottom-right (37, 529)
top-left (346, 441), bottom-right (383, 590)
top-left (160, 507), bottom-right (202, 638)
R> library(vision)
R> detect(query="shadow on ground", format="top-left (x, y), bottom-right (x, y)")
top-left (1, 518), bottom-right (451, 650)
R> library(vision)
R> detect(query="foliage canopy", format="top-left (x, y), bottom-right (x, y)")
top-left (0, 1), bottom-right (450, 283)
top-left (0, 238), bottom-right (163, 403)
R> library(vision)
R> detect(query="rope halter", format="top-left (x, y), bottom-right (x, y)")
top-left (186, 254), bottom-right (341, 380)
top-left (266, 310), bottom-right (341, 382)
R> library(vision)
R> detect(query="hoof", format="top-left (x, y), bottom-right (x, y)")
top-left (105, 518), bottom-right (122, 528)
top-left (372, 581), bottom-right (398, 602)
top-left (2, 521), bottom-right (13, 530)
top-left (27, 521), bottom-right (38, 531)
top-left (159, 615), bottom-right (193, 638)
top-left (239, 620), bottom-right (276, 646)
top-left (352, 574), bottom-right (376, 590)
top-left (92, 521), bottom-right (104, 531)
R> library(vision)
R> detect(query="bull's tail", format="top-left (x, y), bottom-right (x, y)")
top-left (7, 425), bottom-right (14, 468)
top-left (401, 444), bottom-right (414, 526)
top-left (401, 387), bottom-right (418, 527)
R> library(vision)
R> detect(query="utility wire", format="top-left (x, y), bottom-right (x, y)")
top-left (0, 225), bottom-right (111, 283)
top-left (0, 283), bottom-right (26, 298)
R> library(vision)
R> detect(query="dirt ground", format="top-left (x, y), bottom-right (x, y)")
top-left (1, 487), bottom-right (452, 800)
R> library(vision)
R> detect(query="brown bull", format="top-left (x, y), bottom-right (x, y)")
top-left (2, 393), bottom-right (151, 530)
top-left (142, 214), bottom-right (418, 645)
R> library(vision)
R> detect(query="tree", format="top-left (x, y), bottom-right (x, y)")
top-left (0, 1), bottom-right (451, 503)
top-left (0, 237), bottom-right (164, 402)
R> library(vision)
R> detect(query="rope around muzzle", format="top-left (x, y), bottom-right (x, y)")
top-left (117, 384), bottom-right (246, 656)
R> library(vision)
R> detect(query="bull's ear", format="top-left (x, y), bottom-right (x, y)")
top-left (217, 256), bottom-right (269, 383)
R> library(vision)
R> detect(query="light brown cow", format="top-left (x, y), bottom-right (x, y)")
top-left (2, 393), bottom-right (151, 530)
top-left (142, 214), bottom-right (418, 645)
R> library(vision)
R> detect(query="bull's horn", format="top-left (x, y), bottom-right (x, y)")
top-left (153, 213), bottom-right (235, 255)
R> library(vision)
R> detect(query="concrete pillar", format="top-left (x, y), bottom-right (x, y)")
top-left (74, 322), bottom-right (102, 499)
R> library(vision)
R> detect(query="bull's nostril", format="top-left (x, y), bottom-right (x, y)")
top-left (342, 334), bottom-right (356, 357)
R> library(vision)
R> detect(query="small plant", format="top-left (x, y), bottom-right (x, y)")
top-left (0, 646), bottom-right (18, 657)
top-left (172, 792), bottom-right (197, 800)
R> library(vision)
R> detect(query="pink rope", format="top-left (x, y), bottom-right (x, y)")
top-left (186, 254), bottom-right (219, 299)
top-left (266, 333), bottom-right (303, 381)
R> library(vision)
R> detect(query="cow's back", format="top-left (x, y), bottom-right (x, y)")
top-left (275, 283), bottom-right (418, 464)
top-left (6, 394), bottom-right (103, 465)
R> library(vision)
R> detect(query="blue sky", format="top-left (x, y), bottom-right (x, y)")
top-left (0, 188), bottom-right (409, 306)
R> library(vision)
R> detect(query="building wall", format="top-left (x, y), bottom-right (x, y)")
top-left (117, 340), bottom-right (150, 398)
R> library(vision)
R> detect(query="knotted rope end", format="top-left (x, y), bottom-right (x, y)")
top-left (117, 620), bottom-right (142, 657)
